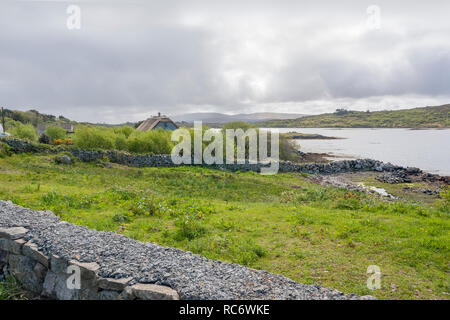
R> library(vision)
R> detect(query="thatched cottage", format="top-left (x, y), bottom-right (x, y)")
top-left (137, 113), bottom-right (178, 131)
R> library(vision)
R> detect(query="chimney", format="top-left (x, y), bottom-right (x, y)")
top-left (158, 112), bottom-right (161, 117)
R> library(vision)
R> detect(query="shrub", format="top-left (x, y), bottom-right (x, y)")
top-left (127, 129), bottom-right (173, 154)
top-left (72, 126), bottom-right (115, 150)
top-left (9, 123), bottom-right (37, 141)
top-left (120, 126), bottom-right (134, 138)
top-left (46, 125), bottom-right (66, 143)
top-left (114, 134), bottom-right (128, 151)
top-left (0, 143), bottom-right (12, 158)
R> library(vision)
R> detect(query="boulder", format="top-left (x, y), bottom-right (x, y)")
top-left (55, 155), bottom-right (72, 165)
top-left (8, 254), bottom-right (46, 293)
top-left (131, 283), bottom-right (179, 300)
top-left (98, 277), bottom-right (133, 291)
top-left (0, 227), bottom-right (29, 240)
top-left (23, 241), bottom-right (49, 268)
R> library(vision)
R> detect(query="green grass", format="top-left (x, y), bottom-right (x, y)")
top-left (0, 153), bottom-right (448, 300)
top-left (0, 276), bottom-right (30, 300)
top-left (258, 105), bottom-right (450, 128)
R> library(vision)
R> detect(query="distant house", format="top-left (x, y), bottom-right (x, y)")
top-left (0, 124), bottom-right (9, 137)
top-left (60, 123), bottom-right (74, 133)
top-left (36, 123), bottom-right (46, 135)
top-left (37, 123), bottom-right (74, 135)
top-left (136, 113), bottom-right (178, 131)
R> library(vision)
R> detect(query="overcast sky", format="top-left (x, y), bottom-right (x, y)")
top-left (1, 0), bottom-right (449, 123)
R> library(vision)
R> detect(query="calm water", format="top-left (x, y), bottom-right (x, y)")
top-left (270, 128), bottom-right (450, 175)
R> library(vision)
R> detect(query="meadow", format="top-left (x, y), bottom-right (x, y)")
top-left (0, 153), bottom-right (448, 299)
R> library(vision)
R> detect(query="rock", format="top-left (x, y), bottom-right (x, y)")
top-left (0, 238), bottom-right (25, 254)
top-left (360, 295), bottom-right (377, 300)
top-left (69, 260), bottom-right (100, 280)
top-left (50, 255), bottom-right (68, 273)
top-left (9, 239), bottom-right (26, 254)
top-left (23, 241), bottom-right (49, 268)
top-left (55, 155), bottom-right (72, 165)
top-left (117, 286), bottom-right (135, 300)
top-left (42, 270), bottom-right (97, 300)
top-left (98, 290), bottom-right (120, 300)
top-left (42, 271), bottom-right (60, 298)
top-left (0, 226), bottom-right (29, 240)
top-left (131, 283), bottom-right (179, 300)
top-left (98, 277), bottom-right (133, 291)
top-left (0, 250), bottom-right (7, 263)
top-left (8, 254), bottom-right (46, 293)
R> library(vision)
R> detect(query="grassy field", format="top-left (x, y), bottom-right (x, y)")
top-left (258, 105), bottom-right (450, 128)
top-left (0, 153), bottom-right (448, 299)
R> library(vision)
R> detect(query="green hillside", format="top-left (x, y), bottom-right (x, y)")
top-left (258, 105), bottom-right (450, 128)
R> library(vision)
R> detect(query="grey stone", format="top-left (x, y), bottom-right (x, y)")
top-left (42, 271), bottom-right (59, 298)
top-left (0, 238), bottom-right (25, 254)
top-left (43, 271), bottom-right (89, 300)
top-left (98, 277), bottom-right (133, 291)
top-left (23, 241), bottom-right (49, 268)
top-left (56, 155), bottom-right (72, 165)
top-left (131, 283), bottom-right (179, 300)
top-left (50, 255), bottom-right (68, 273)
top-left (8, 254), bottom-right (46, 293)
top-left (69, 260), bottom-right (100, 280)
top-left (98, 290), bottom-right (120, 300)
top-left (80, 288), bottom-right (99, 300)
top-left (0, 226), bottom-right (28, 240)
top-left (0, 250), bottom-right (7, 263)
top-left (359, 295), bottom-right (377, 300)
top-left (117, 286), bottom-right (135, 300)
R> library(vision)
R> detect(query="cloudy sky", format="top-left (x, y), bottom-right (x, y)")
top-left (1, 0), bottom-right (449, 123)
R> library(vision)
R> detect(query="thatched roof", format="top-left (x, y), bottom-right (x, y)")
top-left (136, 115), bottom-right (178, 131)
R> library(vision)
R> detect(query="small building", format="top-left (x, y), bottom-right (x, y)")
top-left (60, 123), bottom-right (74, 133)
top-left (0, 124), bottom-right (9, 137)
top-left (136, 113), bottom-right (178, 131)
top-left (37, 123), bottom-right (74, 135)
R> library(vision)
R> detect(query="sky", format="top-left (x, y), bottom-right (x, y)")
top-left (1, 0), bottom-right (450, 123)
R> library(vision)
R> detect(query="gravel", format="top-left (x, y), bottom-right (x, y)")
top-left (0, 200), bottom-right (373, 300)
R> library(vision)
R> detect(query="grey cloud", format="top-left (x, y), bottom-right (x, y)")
top-left (0, 0), bottom-right (449, 122)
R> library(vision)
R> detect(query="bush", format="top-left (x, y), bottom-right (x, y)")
top-left (72, 126), bottom-right (115, 150)
top-left (0, 143), bottom-right (12, 158)
top-left (127, 129), bottom-right (173, 154)
top-left (46, 125), bottom-right (66, 142)
top-left (38, 133), bottom-right (50, 144)
top-left (71, 125), bottom-right (174, 154)
top-left (9, 123), bottom-right (37, 141)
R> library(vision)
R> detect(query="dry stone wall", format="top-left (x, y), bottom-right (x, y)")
top-left (0, 137), bottom-right (424, 176)
top-left (0, 226), bottom-right (179, 300)
top-left (0, 201), bottom-right (374, 300)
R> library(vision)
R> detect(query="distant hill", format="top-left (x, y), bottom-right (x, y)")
top-left (171, 112), bottom-right (307, 124)
top-left (257, 105), bottom-right (450, 128)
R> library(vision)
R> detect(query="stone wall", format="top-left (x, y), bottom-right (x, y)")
top-left (0, 201), bottom-right (373, 300)
top-left (0, 137), bottom-right (423, 175)
top-left (0, 225), bottom-right (179, 300)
